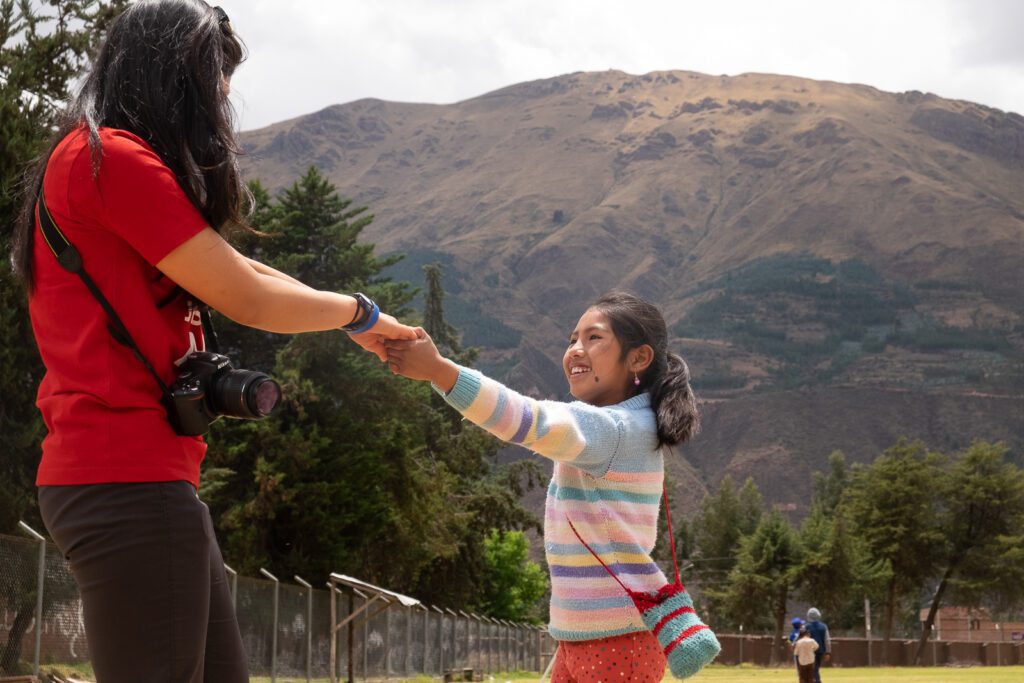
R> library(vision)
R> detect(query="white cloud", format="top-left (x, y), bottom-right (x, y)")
top-left (226, 0), bottom-right (1022, 130)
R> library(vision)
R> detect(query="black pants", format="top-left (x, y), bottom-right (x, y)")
top-left (39, 481), bottom-right (248, 683)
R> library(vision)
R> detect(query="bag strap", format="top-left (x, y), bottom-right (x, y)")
top-left (662, 487), bottom-right (681, 586)
top-left (564, 515), bottom-right (634, 595)
top-left (565, 485), bottom-right (682, 590)
top-left (36, 191), bottom-right (172, 396)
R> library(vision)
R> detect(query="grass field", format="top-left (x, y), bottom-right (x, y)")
top-left (687, 664), bottom-right (1024, 681)
top-left (243, 665), bottom-right (1024, 683)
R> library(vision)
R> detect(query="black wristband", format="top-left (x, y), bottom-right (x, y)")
top-left (342, 292), bottom-right (375, 331)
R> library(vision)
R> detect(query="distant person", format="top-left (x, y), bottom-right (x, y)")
top-left (788, 617), bottom-right (805, 665)
top-left (384, 291), bottom-right (714, 682)
top-left (11, 2), bottom-right (416, 681)
top-left (793, 627), bottom-right (819, 683)
top-left (806, 607), bottom-right (832, 682)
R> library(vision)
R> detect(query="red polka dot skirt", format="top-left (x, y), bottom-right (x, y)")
top-left (551, 630), bottom-right (667, 683)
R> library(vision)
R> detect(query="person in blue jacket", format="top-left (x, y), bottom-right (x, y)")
top-left (805, 608), bottom-right (832, 682)
top-left (788, 617), bottom-right (805, 665)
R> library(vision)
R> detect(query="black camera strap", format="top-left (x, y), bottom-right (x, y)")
top-left (36, 190), bottom-right (172, 397)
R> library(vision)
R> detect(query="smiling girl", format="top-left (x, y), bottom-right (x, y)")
top-left (385, 291), bottom-right (700, 682)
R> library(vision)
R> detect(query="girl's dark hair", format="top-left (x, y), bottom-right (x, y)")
top-left (12, 0), bottom-right (248, 289)
top-left (591, 291), bottom-right (700, 448)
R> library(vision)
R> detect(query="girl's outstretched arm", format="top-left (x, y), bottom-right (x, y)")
top-left (386, 331), bottom-right (628, 477)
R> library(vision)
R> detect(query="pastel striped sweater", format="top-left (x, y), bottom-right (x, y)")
top-left (441, 367), bottom-right (667, 641)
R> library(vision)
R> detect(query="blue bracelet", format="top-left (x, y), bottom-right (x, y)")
top-left (346, 301), bottom-right (380, 334)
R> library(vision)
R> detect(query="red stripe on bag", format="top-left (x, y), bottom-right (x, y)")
top-left (652, 605), bottom-right (697, 636)
top-left (664, 624), bottom-right (710, 655)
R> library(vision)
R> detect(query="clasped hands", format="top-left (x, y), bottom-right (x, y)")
top-left (347, 319), bottom-right (459, 391)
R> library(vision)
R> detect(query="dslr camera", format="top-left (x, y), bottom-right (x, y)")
top-left (166, 351), bottom-right (282, 436)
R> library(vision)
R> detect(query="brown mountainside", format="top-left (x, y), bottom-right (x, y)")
top-left (240, 70), bottom-right (1024, 515)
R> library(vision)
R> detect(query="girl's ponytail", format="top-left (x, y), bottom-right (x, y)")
top-left (591, 291), bottom-right (700, 449)
top-left (650, 352), bottom-right (700, 447)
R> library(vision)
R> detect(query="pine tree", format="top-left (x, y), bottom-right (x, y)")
top-left (718, 511), bottom-right (803, 665)
top-left (913, 441), bottom-right (1024, 664)
top-left (204, 170), bottom-right (542, 609)
top-left (844, 439), bottom-right (947, 663)
top-left (691, 474), bottom-right (763, 623)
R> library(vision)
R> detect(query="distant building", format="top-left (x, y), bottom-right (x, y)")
top-left (919, 606), bottom-right (1024, 642)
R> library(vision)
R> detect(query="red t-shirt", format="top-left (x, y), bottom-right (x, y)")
top-left (30, 127), bottom-right (209, 487)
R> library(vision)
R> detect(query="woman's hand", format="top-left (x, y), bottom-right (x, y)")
top-left (348, 313), bottom-right (419, 362)
top-left (384, 328), bottom-right (460, 392)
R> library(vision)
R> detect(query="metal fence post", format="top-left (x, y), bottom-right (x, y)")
top-left (500, 620), bottom-right (507, 672)
top-left (224, 563), bottom-right (238, 610)
top-left (535, 626), bottom-right (543, 673)
top-left (384, 596), bottom-right (392, 679)
top-left (421, 604), bottom-right (430, 673)
top-left (491, 618), bottom-right (498, 674)
top-left (328, 582), bottom-right (338, 683)
top-left (517, 623), bottom-right (524, 670)
top-left (360, 589), bottom-right (368, 679)
top-left (433, 605), bottom-right (446, 675)
top-left (446, 608), bottom-right (458, 670)
top-left (460, 610), bottom-right (471, 672)
top-left (507, 620), bottom-right (514, 672)
top-left (260, 568), bottom-right (280, 683)
top-left (470, 614), bottom-right (483, 673)
top-left (405, 603), bottom-right (413, 678)
top-left (346, 588), bottom-right (355, 683)
top-left (17, 521), bottom-right (46, 678)
top-left (295, 575), bottom-right (313, 683)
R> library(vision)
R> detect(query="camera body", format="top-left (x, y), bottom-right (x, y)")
top-left (167, 351), bottom-right (281, 436)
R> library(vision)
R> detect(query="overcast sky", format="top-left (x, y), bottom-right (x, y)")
top-left (225, 0), bottom-right (1023, 131)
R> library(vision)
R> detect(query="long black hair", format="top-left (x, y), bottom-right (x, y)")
top-left (591, 291), bottom-right (700, 448)
top-left (12, 0), bottom-right (248, 289)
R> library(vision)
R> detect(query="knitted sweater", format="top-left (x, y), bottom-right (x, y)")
top-left (441, 366), bottom-right (667, 641)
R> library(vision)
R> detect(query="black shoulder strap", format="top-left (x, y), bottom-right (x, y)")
top-left (36, 191), bottom-right (172, 396)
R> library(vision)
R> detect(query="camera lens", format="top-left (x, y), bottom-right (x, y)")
top-left (251, 377), bottom-right (282, 416)
top-left (211, 369), bottom-right (282, 419)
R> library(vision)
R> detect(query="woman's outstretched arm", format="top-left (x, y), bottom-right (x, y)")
top-left (157, 227), bottom-right (416, 358)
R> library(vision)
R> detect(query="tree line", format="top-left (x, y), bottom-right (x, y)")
top-left (676, 441), bottom-right (1024, 665)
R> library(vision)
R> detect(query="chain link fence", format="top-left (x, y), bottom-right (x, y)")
top-left (1, 528), bottom-right (553, 680)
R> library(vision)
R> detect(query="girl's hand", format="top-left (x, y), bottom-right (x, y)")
top-left (384, 328), bottom-right (459, 391)
top-left (348, 313), bottom-right (418, 362)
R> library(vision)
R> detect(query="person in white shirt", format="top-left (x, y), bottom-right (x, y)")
top-left (793, 628), bottom-right (819, 683)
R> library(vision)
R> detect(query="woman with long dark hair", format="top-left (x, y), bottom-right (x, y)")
top-left (10, 2), bottom-right (415, 680)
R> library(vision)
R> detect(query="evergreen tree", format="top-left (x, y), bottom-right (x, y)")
top-left (408, 261), bottom-right (542, 606)
top-left (691, 474), bottom-right (763, 622)
top-left (718, 511), bottom-right (803, 665)
top-left (913, 441), bottom-right (1024, 663)
top-left (843, 439), bottom-right (946, 662)
top-left (0, 0), bottom-right (130, 532)
top-left (423, 263), bottom-right (473, 362)
top-left (204, 170), bottom-right (542, 609)
top-left (812, 450), bottom-right (848, 516)
top-left (796, 500), bottom-right (884, 630)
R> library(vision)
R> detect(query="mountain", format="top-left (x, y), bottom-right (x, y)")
top-left (239, 70), bottom-right (1024, 515)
